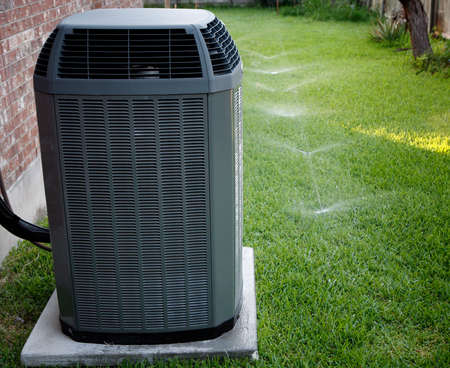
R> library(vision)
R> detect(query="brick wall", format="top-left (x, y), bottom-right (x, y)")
top-left (0, 0), bottom-right (143, 190)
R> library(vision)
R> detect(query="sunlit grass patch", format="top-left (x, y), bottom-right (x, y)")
top-left (352, 126), bottom-right (449, 154)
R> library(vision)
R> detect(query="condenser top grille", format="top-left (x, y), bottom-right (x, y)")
top-left (34, 29), bottom-right (58, 77)
top-left (58, 28), bottom-right (202, 79)
top-left (34, 9), bottom-right (242, 94)
top-left (201, 17), bottom-right (240, 76)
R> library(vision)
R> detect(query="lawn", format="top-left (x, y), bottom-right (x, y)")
top-left (1, 7), bottom-right (449, 368)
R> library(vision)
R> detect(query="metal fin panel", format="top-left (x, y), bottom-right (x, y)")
top-left (233, 86), bottom-right (243, 306)
top-left (56, 95), bottom-right (209, 332)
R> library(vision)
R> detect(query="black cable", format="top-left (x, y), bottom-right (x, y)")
top-left (26, 239), bottom-right (51, 252)
top-left (0, 169), bottom-right (51, 251)
top-left (0, 198), bottom-right (51, 244)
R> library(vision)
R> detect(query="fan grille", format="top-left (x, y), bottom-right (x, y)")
top-left (58, 29), bottom-right (203, 79)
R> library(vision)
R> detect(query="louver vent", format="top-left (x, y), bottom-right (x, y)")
top-left (35, 29), bottom-right (58, 76)
top-left (55, 95), bottom-right (210, 331)
top-left (201, 17), bottom-right (240, 75)
top-left (58, 29), bottom-right (203, 79)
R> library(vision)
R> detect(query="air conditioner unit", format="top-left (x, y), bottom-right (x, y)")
top-left (34, 8), bottom-right (243, 344)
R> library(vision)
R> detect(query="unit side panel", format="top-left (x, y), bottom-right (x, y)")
top-left (208, 90), bottom-right (239, 326)
top-left (54, 94), bottom-right (210, 333)
top-left (35, 92), bottom-right (76, 328)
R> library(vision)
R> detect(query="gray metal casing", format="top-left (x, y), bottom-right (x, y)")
top-left (34, 9), bottom-right (243, 336)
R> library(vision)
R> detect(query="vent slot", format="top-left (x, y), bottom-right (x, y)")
top-left (201, 17), bottom-right (240, 76)
top-left (58, 29), bottom-right (203, 79)
top-left (34, 29), bottom-right (58, 77)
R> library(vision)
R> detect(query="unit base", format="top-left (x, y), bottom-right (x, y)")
top-left (60, 309), bottom-right (240, 345)
top-left (21, 247), bottom-right (257, 366)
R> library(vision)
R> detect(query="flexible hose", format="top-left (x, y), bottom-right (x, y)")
top-left (0, 169), bottom-right (51, 251)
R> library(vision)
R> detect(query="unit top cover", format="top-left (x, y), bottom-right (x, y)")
top-left (58, 8), bottom-right (215, 28)
top-left (34, 8), bottom-right (242, 95)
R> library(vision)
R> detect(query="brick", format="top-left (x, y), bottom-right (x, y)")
top-left (5, 144), bottom-right (19, 166)
top-left (43, 0), bottom-right (54, 10)
top-left (23, 154), bottom-right (33, 169)
top-left (5, 79), bottom-right (33, 107)
top-left (54, 0), bottom-right (67, 7)
top-left (4, 5), bottom-right (32, 24)
top-left (13, 122), bottom-right (27, 141)
top-left (24, 121), bottom-right (36, 139)
top-left (31, 0), bottom-right (53, 16)
top-left (6, 162), bottom-right (18, 184)
top-left (3, 64), bottom-right (35, 94)
top-left (0, 12), bottom-right (8, 26)
top-left (40, 8), bottom-right (51, 24)
top-left (46, 8), bottom-right (57, 20)
top-left (0, 96), bottom-right (6, 111)
top-left (19, 137), bottom-right (31, 155)
top-left (43, 20), bottom-right (57, 34)
top-left (2, 45), bottom-right (31, 65)
top-left (0, 105), bottom-right (7, 128)
top-left (2, 55), bottom-right (34, 84)
top-left (0, 68), bottom-right (6, 83)
top-left (2, 29), bottom-right (34, 54)
top-left (0, 16), bottom-right (34, 39)
top-left (24, 139), bottom-right (35, 157)
top-left (2, 73), bottom-right (26, 100)
top-left (32, 12), bottom-right (45, 27)
top-left (2, 112), bottom-right (21, 136)
top-left (30, 124), bottom-right (39, 139)
top-left (92, 0), bottom-right (102, 9)
top-left (18, 149), bottom-right (25, 166)
top-left (4, 96), bottom-right (32, 127)
top-left (24, 64), bottom-right (35, 79)
top-left (31, 38), bottom-right (45, 53)
top-left (0, 1), bottom-right (14, 11)
top-left (12, 0), bottom-right (29, 7)
top-left (1, 133), bottom-right (16, 155)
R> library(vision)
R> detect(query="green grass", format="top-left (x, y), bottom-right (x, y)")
top-left (1, 7), bottom-right (449, 367)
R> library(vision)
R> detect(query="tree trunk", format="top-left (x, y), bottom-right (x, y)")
top-left (399, 0), bottom-right (432, 58)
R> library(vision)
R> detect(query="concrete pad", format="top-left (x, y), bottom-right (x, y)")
top-left (21, 247), bottom-right (257, 366)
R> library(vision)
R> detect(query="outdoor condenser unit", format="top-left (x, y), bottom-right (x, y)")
top-left (34, 8), bottom-right (243, 344)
